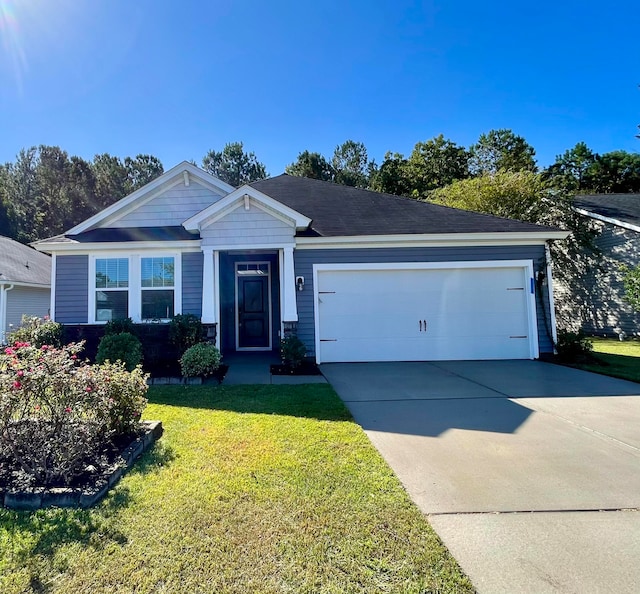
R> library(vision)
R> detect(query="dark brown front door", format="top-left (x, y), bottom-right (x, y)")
top-left (237, 273), bottom-right (270, 348)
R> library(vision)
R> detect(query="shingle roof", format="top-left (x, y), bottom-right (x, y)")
top-left (37, 227), bottom-right (198, 244)
top-left (251, 174), bottom-right (560, 236)
top-left (0, 236), bottom-right (50, 285)
top-left (574, 194), bottom-right (640, 228)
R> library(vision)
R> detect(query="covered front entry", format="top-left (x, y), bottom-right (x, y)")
top-left (219, 252), bottom-right (281, 353)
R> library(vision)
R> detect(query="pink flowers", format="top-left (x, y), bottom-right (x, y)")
top-left (85, 386), bottom-right (92, 393)
top-left (4, 347), bottom-right (14, 356)
top-left (13, 380), bottom-right (21, 389)
top-left (16, 370), bottom-right (24, 377)
top-left (64, 406), bottom-right (72, 413)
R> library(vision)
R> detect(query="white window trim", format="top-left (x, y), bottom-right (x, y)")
top-left (88, 252), bottom-right (182, 324)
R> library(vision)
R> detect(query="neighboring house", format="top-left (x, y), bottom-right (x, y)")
top-left (0, 235), bottom-right (51, 342)
top-left (562, 193), bottom-right (640, 337)
top-left (33, 162), bottom-right (567, 363)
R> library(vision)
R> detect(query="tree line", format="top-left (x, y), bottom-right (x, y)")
top-left (1, 132), bottom-right (639, 245)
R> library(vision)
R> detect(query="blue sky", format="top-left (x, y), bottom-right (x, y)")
top-left (1, 0), bottom-right (638, 174)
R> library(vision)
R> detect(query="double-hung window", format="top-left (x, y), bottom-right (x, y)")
top-left (141, 256), bottom-right (175, 320)
top-left (95, 258), bottom-right (129, 321)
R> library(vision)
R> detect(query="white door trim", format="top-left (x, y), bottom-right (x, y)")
top-left (235, 261), bottom-right (272, 351)
top-left (313, 260), bottom-right (539, 363)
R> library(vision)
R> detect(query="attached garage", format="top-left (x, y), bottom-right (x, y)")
top-left (314, 261), bottom-right (539, 363)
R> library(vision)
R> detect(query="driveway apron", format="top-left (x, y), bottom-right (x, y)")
top-left (322, 361), bottom-right (640, 594)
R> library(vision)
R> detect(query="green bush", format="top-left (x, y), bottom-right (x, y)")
top-left (8, 315), bottom-right (62, 348)
top-left (96, 332), bottom-right (143, 371)
top-left (556, 329), bottom-right (594, 361)
top-left (0, 342), bottom-right (148, 487)
top-left (180, 343), bottom-right (222, 378)
top-left (280, 335), bottom-right (306, 369)
top-left (169, 314), bottom-right (202, 354)
top-left (104, 317), bottom-right (135, 336)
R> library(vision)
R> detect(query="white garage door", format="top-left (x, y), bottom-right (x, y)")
top-left (314, 262), bottom-right (538, 363)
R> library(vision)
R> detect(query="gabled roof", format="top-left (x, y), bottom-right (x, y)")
top-left (251, 174), bottom-right (563, 237)
top-left (574, 194), bottom-right (640, 232)
top-left (183, 185), bottom-right (312, 231)
top-left (66, 161), bottom-right (236, 234)
top-left (0, 236), bottom-right (50, 286)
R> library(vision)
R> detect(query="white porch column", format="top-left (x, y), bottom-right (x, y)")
top-left (282, 246), bottom-right (298, 322)
top-left (201, 247), bottom-right (216, 323)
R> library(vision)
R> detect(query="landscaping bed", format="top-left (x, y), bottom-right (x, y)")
top-left (0, 421), bottom-right (162, 510)
top-left (270, 360), bottom-right (322, 376)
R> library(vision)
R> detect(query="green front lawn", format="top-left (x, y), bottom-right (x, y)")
top-left (0, 384), bottom-right (473, 594)
top-left (576, 338), bottom-right (640, 383)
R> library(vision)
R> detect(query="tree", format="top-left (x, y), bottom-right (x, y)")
top-left (202, 142), bottom-right (267, 187)
top-left (124, 154), bottom-right (164, 191)
top-left (92, 153), bottom-right (130, 209)
top-left (589, 151), bottom-right (640, 193)
top-left (429, 171), bottom-right (601, 330)
top-left (369, 152), bottom-right (412, 196)
top-left (469, 129), bottom-right (536, 175)
top-left (332, 140), bottom-right (371, 188)
top-left (621, 265), bottom-right (640, 312)
top-left (405, 135), bottom-right (470, 196)
top-left (285, 150), bottom-right (334, 181)
top-left (543, 142), bottom-right (597, 192)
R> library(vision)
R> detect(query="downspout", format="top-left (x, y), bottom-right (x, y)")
top-left (0, 283), bottom-right (15, 344)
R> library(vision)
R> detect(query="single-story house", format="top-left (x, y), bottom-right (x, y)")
top-left (561, 193), bottom-right (640, 337)
top-left (33, 162), bottom-right (567, 363)
top-left (0, 235), bottom-right (51, 342)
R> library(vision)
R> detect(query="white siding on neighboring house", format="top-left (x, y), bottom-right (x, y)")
top-left (109, 181), bottom-right (225, 228)
top-left (200, 203), bottom-right (295, 247)
top-left (5, 286), bottom-right (51, 335)
top-left (555, 219), bottom-right (640, 336)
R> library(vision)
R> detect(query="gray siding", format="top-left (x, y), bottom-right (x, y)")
top-left (182, 252), bottom-right (203, 317)
top-left (555, 220), bottom-right (640, 336)
top-left (294, 245), bottom-right (553, 357)
top-left (110, 181), bottom-right (224, 228)
top-left (55, 255), bottom-right (88, 323)
top-left (6, 287), bottom-right (51, 330)
top-left (201, 205), bottom-right (294, 247)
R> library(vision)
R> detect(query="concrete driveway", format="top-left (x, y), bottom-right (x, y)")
top-left (322, 360), bottom-right (640, 593)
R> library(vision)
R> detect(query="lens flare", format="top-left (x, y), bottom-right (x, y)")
top-left (0, 1), bottom-right (28, 91)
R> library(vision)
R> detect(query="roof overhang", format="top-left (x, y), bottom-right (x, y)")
top-left (295, 231), bottom-right (569, 249)
top-left (574, 207), bottom-right (640, 234)
top-left (66, 162), bottom-right (236, 235)
top-left (183, 185), bottom-right (312, 232)
top-left (32, 240), bottom-right (202, 254)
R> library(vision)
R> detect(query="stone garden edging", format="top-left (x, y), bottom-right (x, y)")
top-left (1, 420), bottom-right (163, 511)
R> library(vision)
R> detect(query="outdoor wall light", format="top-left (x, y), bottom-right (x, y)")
top-left (296, 276), bottom-right (305, 291)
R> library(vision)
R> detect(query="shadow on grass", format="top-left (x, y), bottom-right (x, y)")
top-left (146, 383), bottom-right (353, 422)
top-left (128, 440), bottom-right (177, 476)
top-left (575, 352), bottom-right (640, 383)
top-left (0, 442), bottom-right (176, 593)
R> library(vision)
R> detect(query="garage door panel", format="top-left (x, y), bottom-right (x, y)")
top-left (316, 265), bottom-right (535, 363)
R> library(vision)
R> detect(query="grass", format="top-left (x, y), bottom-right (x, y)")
top-left (0, 384), bottom-right (473, 594)
top-left (575, 337), bottom-right (640, 383)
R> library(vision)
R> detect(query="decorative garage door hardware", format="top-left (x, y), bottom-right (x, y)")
top-left (419, 320), bottom-right (428, 332)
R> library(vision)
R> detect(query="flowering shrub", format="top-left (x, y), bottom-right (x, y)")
top-left (0, 342), bottom-right (148, 487)
top-left (180, 343), bottom-right (221, 378)
top-left (7, 315), bottom-right (62, 348)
